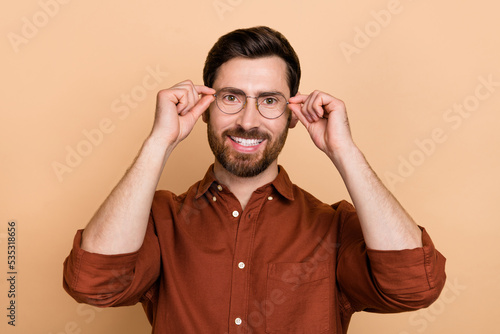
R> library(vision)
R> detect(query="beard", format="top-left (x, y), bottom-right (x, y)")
top-left (207, 122), bottom-right (289, 178)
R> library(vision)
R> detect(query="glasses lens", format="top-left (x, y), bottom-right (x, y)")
top-left (216, 89), bottom-right (245, 114)
top-left (257, 94), bottom-right (287, 119)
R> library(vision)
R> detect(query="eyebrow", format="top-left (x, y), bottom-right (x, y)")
top-left (219, 87), bottom-right (286, 97)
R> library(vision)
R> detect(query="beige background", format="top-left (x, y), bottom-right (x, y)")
top-left (1, 0), bottom-right (499, 333)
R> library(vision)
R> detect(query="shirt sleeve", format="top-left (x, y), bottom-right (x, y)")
top-left (335, 201), bottom-right (446, 314)
top-left (62, 218), bottom-right (161, 308)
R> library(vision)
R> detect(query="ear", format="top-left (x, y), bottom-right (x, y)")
top-left (202, 108), bottom-right (210, 123)
top-left (288, 109), bottom-right (299, 128)
top-left (288, 90), bottom-right (301, 129)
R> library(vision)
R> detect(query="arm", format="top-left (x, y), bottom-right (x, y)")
top-left (81, 80), bottom-right (215, 254)
top-left (335, 201), bottom-right (446, 313)
top-left (288, 91), bottom-right (421, 250)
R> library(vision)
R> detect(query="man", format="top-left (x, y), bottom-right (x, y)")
top-left (63, 26), bottom-right (446, 334)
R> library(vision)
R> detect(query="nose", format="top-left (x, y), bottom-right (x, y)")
top-left (235, 97), bottom-right (261, 130)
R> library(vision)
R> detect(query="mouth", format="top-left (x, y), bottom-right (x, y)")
top-left (229, 136), bottom-right (265, 147)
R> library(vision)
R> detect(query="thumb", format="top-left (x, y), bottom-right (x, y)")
top-left (181, 94), bottom-right (215, 123)
top-left (288, 103), bottom-right (310, 128)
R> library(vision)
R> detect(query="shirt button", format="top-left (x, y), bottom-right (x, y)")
top-left (232, 210), bottom-right (239, 218)
top-left (268, 196), bottom-right (273, 200)
top-left (212, 196), bottom-right (217, 202)
top-left (238, 262), bottom-right (245, 269)
top-left (217, 185), bottom-right (223, 191)
top-left (235, 318), bottom-right (242, 325)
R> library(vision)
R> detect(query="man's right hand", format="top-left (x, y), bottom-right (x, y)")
top-left (150, 80), bottom-right (215, 147)
top-left (80, 81), bottom-right (214, 255)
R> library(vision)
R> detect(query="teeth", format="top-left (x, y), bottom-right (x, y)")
top-left (230, 136), bottom-right (264, 147)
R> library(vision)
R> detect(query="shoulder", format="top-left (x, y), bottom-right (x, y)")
top-left (151, 181), bottom-right (202, 211)
top-left (291, 182), bottom-right (354, 214)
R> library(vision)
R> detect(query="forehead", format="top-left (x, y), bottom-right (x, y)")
top-left (212, 56), bottom-right (289, 96)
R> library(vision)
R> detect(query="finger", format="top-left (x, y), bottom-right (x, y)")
top-left (164, 82), bottom-right (190, 113)
top-left (180, 83), bottom-right (199, 116)
top-left (173, 88), bottom-right (192, 115)
top-left (195, 85), bottom-right (216, 95)
top-left (179, 85), bottom-right (216, 116)
top-left (183, 94), bottom-right (215, 121)
top-left (288, 94), bottom-right (309, 104)
top-left (288, 103), bottom-right (311, 128)
top-left (312, 95), bottom-right (327, 119)
top-left (307, 91), bottom-right (337, 120)
top-left (289, 94), bottom-right (315, 123)
top-left (322, 95), bottom-right (346, 114)
top-left (180, 80), bottom-right (199, 115)
top-left (302, 91), bottom-right (319, 122)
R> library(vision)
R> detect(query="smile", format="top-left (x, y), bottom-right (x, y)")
top-left (229, 136), bottom-right (264, 147)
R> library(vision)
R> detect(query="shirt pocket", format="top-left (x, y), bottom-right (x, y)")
top-left (265, 260), bottom-right (330, 334)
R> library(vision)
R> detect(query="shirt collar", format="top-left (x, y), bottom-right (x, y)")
top-left (271, 165), bottom-right (295, 201)
top-left (195, 165), bottom-right (218, 199)
top-left (195, 164), bottom-right (295, 201)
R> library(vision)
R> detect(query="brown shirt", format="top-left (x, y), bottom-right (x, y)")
top-left (63, 165), bottom-right (446, 334)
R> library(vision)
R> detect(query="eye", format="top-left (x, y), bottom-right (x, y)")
top-left (261, 96), bottom-right (279, 106)
top-left (222, 94), bottom-right (240, 104)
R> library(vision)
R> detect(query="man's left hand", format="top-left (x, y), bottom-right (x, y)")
top-left (288, 91), bottom-right (355, 162)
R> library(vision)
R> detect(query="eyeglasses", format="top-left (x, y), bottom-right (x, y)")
top-left (213, 87), bottom-right (289, 119)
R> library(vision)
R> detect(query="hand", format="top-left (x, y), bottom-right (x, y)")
top-left (288, 91), bottom-right (355, 162)
top-left (150, 80), bottom-right (215, 147)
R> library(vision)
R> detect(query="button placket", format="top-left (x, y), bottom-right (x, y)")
top-left (226, 189), bottom-right (267, 333)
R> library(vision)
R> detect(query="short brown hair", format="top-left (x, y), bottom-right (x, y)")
top-left (203, 26), bottom-right (301, 97)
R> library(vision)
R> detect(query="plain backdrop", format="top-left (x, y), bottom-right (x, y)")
top-left (1, 0), bottom-right (499, 333)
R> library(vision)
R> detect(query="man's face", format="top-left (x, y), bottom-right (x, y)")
top-left (204, 56), bottom-right (294, 178)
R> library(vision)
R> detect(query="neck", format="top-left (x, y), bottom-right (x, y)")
top-left (213, 161), bottom-right (279, 210)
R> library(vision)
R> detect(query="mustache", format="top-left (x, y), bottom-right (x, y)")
top-left (223, 127), bottom-right (270, 141)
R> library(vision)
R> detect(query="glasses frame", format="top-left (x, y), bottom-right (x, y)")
top-left (213, 87), bottom-right (289, 120)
